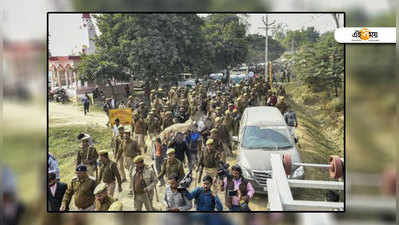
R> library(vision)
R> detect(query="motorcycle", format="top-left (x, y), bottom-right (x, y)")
top-left (53, 88), bottom-right (67, 104)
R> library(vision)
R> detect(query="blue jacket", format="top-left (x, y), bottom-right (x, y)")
top-left (186, 187), bottom-right (223, 211)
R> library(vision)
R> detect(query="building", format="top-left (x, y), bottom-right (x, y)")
top-left (48, 13), bottom-right (97, 95)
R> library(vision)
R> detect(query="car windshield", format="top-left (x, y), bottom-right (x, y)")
top-left (242, 126), bottom-right (293, 149)
top-left (231, 76), bottom-right (244, 83)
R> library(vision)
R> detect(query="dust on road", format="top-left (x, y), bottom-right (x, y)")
top-left (49, 102), bottom-right (108, 128)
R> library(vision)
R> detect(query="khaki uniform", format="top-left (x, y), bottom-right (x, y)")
top-left (223, 114), bottom-right (234, 136)
top-left (217, 124), bottom-right (232, 157)
top-left (147, 116), bottom-right (161, 139)
top-left (62, 176), bottom-right (97, 211)
top-left (76, 146), bottom-right (98, 178)
top-left (210, 128), bottom-right (226, 162)
top-left (123, 138), bottom-right (141, 193)
top-left (199, 149), bottom-right (223, 191)
top-left (132, 118), bottom-right (147, 152)
top-left (232, 111), bottom-right (240, 136)
top-left (95, 196), bottom-right (115, 211)
top-left (114, 136), bottom-right (126, 180)
top-left (199, 149), bottom-right (223, 172)
top-left (98, 159), bottom-right (122, 197)
top-left (158, 158), bottom-right (185, 182)
top-left (131, 165), bottom-right (157, 211)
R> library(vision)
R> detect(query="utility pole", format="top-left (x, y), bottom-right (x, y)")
top-left (265, 15), bottom-right (268, 81)
top-left (259, 15), bottom-right (275, 82)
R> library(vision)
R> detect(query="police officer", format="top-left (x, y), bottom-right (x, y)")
top-left (198, 139), bottom-right (224, 185)
top-left (122, 128), bottom-right (141, 196)
top-left (98, 150), bottom-right (122, 198)
top-left (215, 117), bottom-right (232, 158)
top-left (93, 183), bottom-right (115, 211)
top-left (127, 95), bottom-right (135, 109)
top-left (131, 155), bottom-right (157, 211)
top-left (162, 111), bottom-right (174, 130)
top-left (231, 109), bottom-right (240, 136)
top-left (147, 110), bottom-right (161, 148)
top-left (60, 165), bottom-right (97, 211)
top-left (209, 128), bottom-right (226, 162)
top-left (132, 112), bottom-right (148, 153)
top-left (157, 148), bottom-right (185, 186)
top-left (76, 136), bottom-right (98, 179)
top-left (114, 126), bottom-right (127, 182)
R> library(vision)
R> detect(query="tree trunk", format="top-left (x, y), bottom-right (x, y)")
top-left (107, 79), bottom-right (116, 106)
top-left (224, 67), bottom-right (230, 84)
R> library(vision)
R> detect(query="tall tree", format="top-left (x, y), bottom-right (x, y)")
top-left (78, 14), bottom-right (207, 88)
top-left (202, 14), bottom-right (248, 82)
top-left (291, 32), bottom-right (344, 97)
top-left (246, 33), bottom-right (285, 64)
top-left (282, 26), bottom-right (320, 50)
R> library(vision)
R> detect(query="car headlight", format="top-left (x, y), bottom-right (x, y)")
top-left (290, 166), bottom-right (304, 179)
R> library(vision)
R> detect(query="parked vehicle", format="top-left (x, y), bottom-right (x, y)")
top-left (51, 88), bottom-right (68, 103)
top-left (230, 74), bottom-right (246, 84)
top-left (208, 72), bottom-right (224, 80)
top-left (232, 106), bottom-right (304, 194)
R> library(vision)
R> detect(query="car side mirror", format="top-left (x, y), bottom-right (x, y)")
top-left (232, 136), bottom-right (239, 143)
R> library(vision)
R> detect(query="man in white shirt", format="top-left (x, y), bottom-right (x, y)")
top-left (164, 176), bottom-right (192, 211)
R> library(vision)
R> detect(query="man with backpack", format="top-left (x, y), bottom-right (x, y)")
top-left (185, 175), bottom-right (223, 211)
top-left (185, 123), bottom-right (202, 170)
top-left (284, 108), bottom-right (298, 142)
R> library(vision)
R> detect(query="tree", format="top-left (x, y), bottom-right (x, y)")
top-left (291, 32), bottom-right (344, 97)
top-left (282, 27), bottom-right (320, 51)
top-left (271, 23), bottom-right (287, 42)
top-left (78, 14), bottom-right (208, 90)
top-left (246, 33), bottom-right (285, 64)
top-left (202, 14), bottom-right (248, 82)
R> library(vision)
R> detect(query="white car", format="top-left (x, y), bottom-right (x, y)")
top-left (233, 106), bottom-right (304, 194)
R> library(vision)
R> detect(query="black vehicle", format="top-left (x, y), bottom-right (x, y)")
top-left (52, 88), bottom-right (67, 103)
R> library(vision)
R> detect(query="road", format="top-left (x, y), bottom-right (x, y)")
top-left (49, 102), bottom-right (275, 211)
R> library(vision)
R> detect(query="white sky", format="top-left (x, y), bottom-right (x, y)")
top-left (2, 0), bottom-right (392, 43)
top-left (48, 13), bottom-right (344, 56)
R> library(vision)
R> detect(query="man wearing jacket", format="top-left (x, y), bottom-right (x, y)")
top-left (47, 170), bottom-right (67, 211)
top-left (185, 175), bottom-right (223, 211)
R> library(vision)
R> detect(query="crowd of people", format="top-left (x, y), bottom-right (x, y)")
top-left (49, 74), bottom-right (298, 211)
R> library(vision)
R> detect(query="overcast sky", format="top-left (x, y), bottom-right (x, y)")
top-left (3, 0), bottom-right (391, 43)
top-left (48, 13), bottom-right (344, 56)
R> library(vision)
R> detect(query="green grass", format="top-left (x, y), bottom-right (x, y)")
top-left (283, 82), bottom-right (345, 201)
top-left (49, 125), bottom-right (112, 183)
